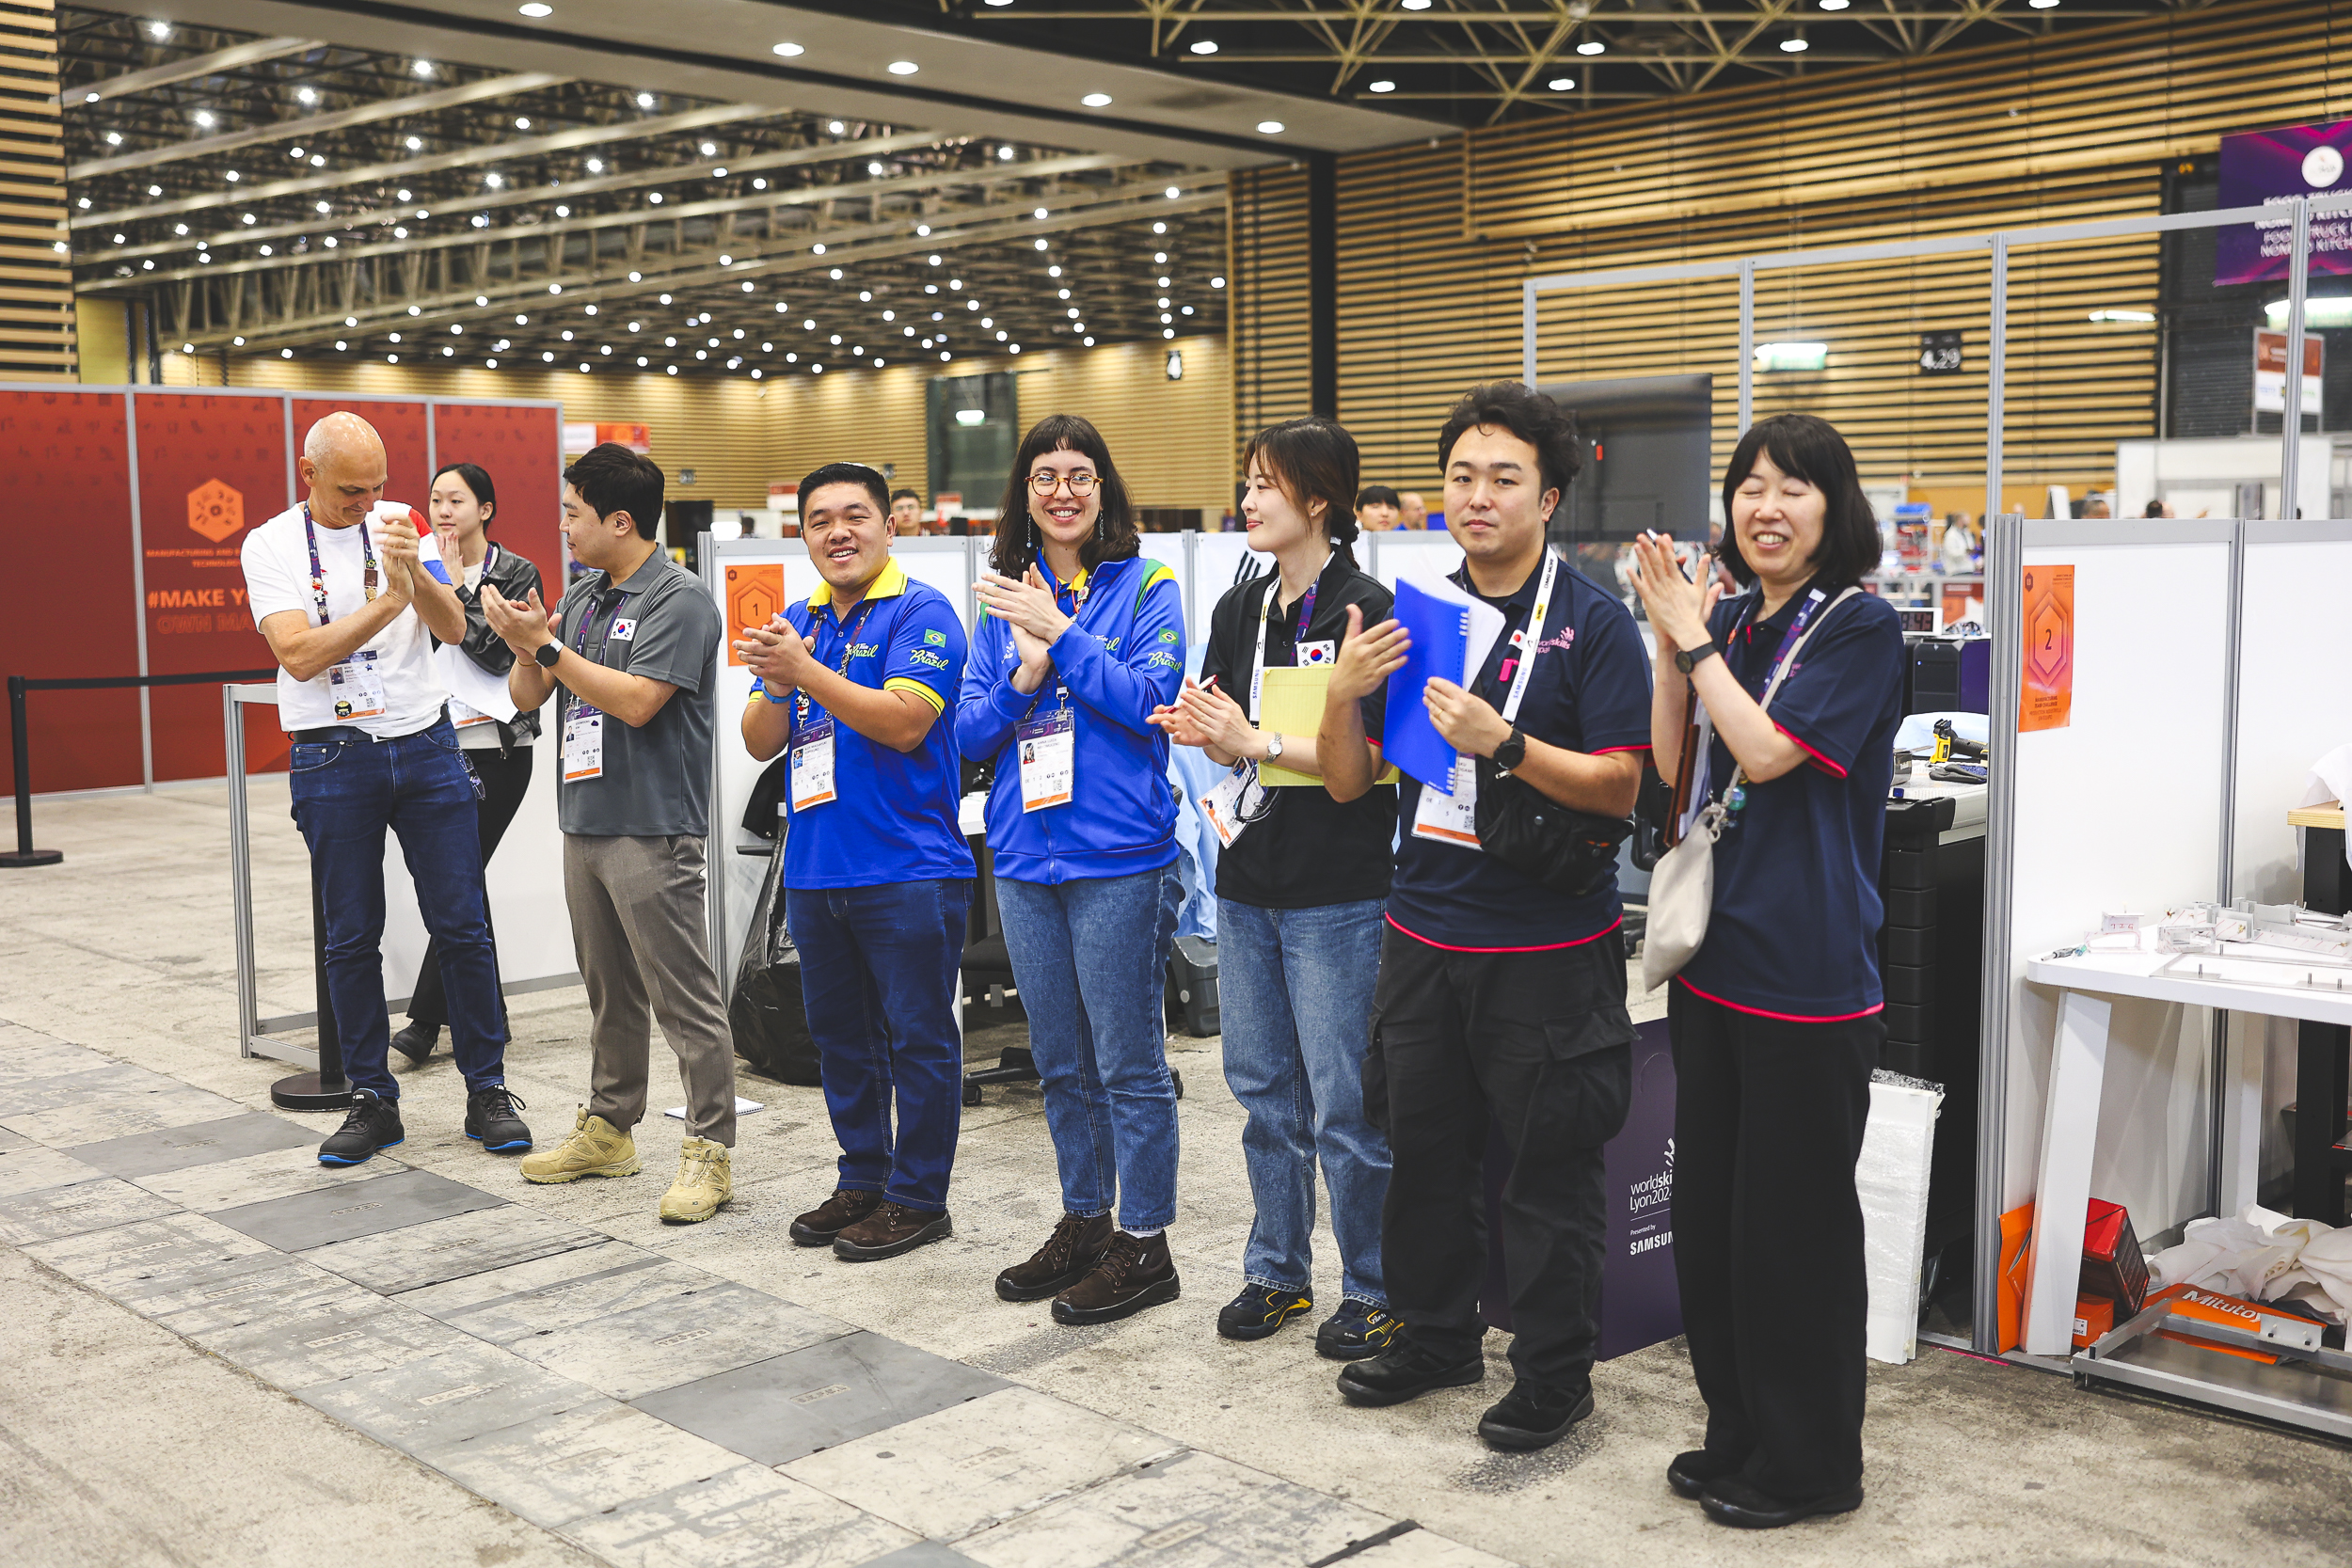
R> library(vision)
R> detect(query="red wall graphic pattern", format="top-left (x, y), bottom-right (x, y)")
top-left (432, 402), bottom-right (566, 598)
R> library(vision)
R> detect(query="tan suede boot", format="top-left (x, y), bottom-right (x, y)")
top-left (518, 1108), bottom-right (640, 1184)
top-left (660, 1136), bottom-right (733, 1223)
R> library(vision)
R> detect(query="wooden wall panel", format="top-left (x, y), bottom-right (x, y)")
top-left (1009, 333), bottom-right (1232, 511)
top-left (1235, 0), bottom-right (2345, 511)
top-left (0, 0), bottom-right (73, 379)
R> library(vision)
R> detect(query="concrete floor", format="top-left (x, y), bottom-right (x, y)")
top-left (3, 779), bottom-right (2349, 1567)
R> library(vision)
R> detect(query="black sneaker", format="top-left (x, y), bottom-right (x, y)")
top-left (1477, 1379), bottom-right (1595, 1451)
top-left (318, 1089), bottom-right (405, 1165)
top-left (390, 1021), bottom-right (440, 1065)
top-left (1315, 1299), bottom-right (1402, 1361)
top-left (464, 1085), bottom-right (532, 1153)
top-left (1216, 1284), bottom-right (1312, 1341)
top-left (1335, 1337), bottom-right (1485, 1408)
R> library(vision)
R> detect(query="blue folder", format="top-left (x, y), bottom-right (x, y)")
top-left (1384, 576), bottom-right (1470, 793)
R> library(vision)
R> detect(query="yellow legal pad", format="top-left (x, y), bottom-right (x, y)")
top-left (1256, 667), bottom-right (1401, 787)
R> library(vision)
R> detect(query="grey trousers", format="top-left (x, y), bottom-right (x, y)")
top-left (562, 832), bottom-right (739, 1147)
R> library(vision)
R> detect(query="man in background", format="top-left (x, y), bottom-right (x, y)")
top-left (1357, 485), bottom-right (1402, 532)
top-left (891, 488), bottom-right (923, 536)
top-left (487, 442), bottom-right (739, 1224)
top-left (1398, 492), bottom-right (1429, 531)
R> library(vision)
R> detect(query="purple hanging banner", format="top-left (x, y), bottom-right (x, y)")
top-left (2217, 119), bottom-right (2352, 287)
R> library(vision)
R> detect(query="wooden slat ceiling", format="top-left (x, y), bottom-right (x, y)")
top-left (1232, 0), bottom-right (2343, 508)
top-left (0, 0), bottom-right (75, 377)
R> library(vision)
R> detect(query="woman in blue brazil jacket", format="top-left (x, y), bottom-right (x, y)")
top-left (960, 413), bottom-right (1188, 1327)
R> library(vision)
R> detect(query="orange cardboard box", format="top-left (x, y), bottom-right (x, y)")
top-left (2147, 1283), bottom-right (2281, 1365)
top-left (1997, 1203), bottom-right (2034, 1353)
top-left (2072, 1295), bottom-right (2115, 1349)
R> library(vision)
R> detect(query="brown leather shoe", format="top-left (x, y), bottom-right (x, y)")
top-left (1051, 1229), bottom-right (1181, 1325)
top-left (789, 1188), bottom-right (882, 1246)
top-left (995, 1212), bottom-right (1115, 1302)
top-left (833, 1201), bottom-right (954, 1261)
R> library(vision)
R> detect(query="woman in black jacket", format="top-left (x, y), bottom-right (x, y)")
top-left (392, 462), bottom-right (545, 1065)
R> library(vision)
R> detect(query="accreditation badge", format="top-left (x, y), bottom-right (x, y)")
top-left (1408, 753), bottom-right (1482, 847)
top-left (562, 701), bottom-right (604, 782)
top-left (326, 650), bottom-right (388, 721)
top-left (789, 716), bottom-right (837, 811)
top-left (1015, 709), bottom-right (1075, 813)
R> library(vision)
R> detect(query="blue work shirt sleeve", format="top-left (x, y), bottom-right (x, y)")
top-left (954, 614), bottom-right (1036, 761)
top-left (1763, 594), bottom-right (1906, 776)
top-left (1047, 568), bottom-right (1185, 735)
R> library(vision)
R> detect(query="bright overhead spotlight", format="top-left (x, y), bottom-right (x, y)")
top-left (485, 172), bottom-right (503, 188)
top-left (868, 161), bottom-right (886, 176)
top-left (2088, 309), bottom-right (2159, 325)
top-left (915, 223), bottom-right (930, 237)
top-left (1167, 185), bottom-right (1181, 198)
top-left (193, 110), bottom-right (215, 128)
top-left (586, 157), bottom-right (603, 172)
top-left (413, 59), bottom-right (435, 77)
top-left (406, 135), bottom-right (422, 150)
top-left (998, 145), bottom-right (1015, 160)
top-left (1820, 0), bottom-right (1851, 8)
top-left (637, 92), bottom-right (656, 108)
top-left (1401, 0), bottom-right (1430, 8)
top-left (1082, 93), bottom-right (1112, 107)
top-left (295, 88), bottom-right (316, 104)
top-left (1577, 40), bottom-right (1604, 55)
top-left (1211, 275), bottom-right (1226, 287)
top-left (1035, 238), bottom-right (1049, 250)
top-left (335, 341), bottom-right (346, 350)
top-left (711, 166), bottom-right (726, 177)
top-left (752, 177), bottom-right (766, 189)
top-left (516, 117), bottom-right (531, 129)
top-left (1549, 77), bottom-right (1575, 90)
top-left (829, 119), bottom-right (846, 134)
top-left (1370, 80), bottom-right (1396, 93)
top-left (518, 2), bottom-right (553, 15)
top-left (886, 60), bottom-right (918, 75)
top-left (1753, 340), bottom-right (1828, 372)
top-left (700, 141), bottom-right (717, 155)
top-left (149, 183), bottom-right (162, 196)
top-left (771, 41), bottom-right (803, 56)
top-left (84, 91), bottom-right (97, 103)
top-left (1257, 120), bottom-right (1285, 135)
top-left (310, 153), bottom-right (325, 166)
top-left (1780, 37), bottom-right (1809, 52)
top-left (147, 20), bottom-right (170, 39)
top-left (1152, 220), bottom-right (1168, 233)
top-left (315, 200), bottom-right (331, 213)
top-left (2027, 0), bottom-right (2058, 7)
top-left (646, 191), bottom-right (661, 203)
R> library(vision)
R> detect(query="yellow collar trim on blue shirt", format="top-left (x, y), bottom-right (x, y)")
top-left (807, 556), bottom-right (909, 609)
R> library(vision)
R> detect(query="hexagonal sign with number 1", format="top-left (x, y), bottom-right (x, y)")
top-left (187, 478), bottom-right (245, 544)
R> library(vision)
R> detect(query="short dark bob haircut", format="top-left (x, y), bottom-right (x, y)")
top-left (1437, 380), bottom-right (1581, 504)
top-left (1356, 484), bottom-right (1401, 511)
top-left (430, 461), bottom-right (497, 528)
top-left (1243, 416), bottom-right (1362, 556)
top-left (1716, 413), bottom-right (1879, 590)
top-left (988, 413), bottom-right (1139, 578)
top-left (801, 462), bottom-right (892, 515)
top-left (562, 443), bottom-right (664, 540)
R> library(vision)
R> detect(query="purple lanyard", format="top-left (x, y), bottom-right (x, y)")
top-left (1293, 578), bottom-right (1318, 641)
top-left (1740, 584), bottom-right (1830, 690)
top-left (793, 597), bottom-right (881, 727)
top-left (302, 503), bottom-right (378, 626)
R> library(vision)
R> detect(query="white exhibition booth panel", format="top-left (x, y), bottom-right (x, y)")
top-left (1364, 530), bottom-right (1462, 591)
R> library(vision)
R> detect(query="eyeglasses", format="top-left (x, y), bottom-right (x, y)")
top-left (1028, 470), bottom-right (1100, 497)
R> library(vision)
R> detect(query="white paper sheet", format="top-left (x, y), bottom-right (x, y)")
top-left (434, 640), bottom-right (520, 723)
top-left (1399, 561), bottom-right (1505, 688)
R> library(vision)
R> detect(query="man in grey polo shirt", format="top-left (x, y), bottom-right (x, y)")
top-left (484, 442), bottom-right (739, 1224)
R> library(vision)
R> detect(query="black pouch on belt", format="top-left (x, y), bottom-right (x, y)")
top-left (1472, 758), bottom-right (1633, 898)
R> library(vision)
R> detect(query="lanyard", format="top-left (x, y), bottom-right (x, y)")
top-left (302, 503), bottom-right (378, 626)
top-left (1492, 549), bottom-right (1563, 726)
top-left (794, 595), bottom-right (882, 727)
top-left (1743, 583), bottom-right (1831, 691)
top-left (1248, 552), bottom-right (1331, 721)
top-left (574, 586), bottom-right (632, 666)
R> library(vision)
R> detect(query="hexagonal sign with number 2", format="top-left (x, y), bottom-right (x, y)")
top-left (2021, 563), bottom-right (2074, 733)
top-left (187, 479), bottom-right (245, 545)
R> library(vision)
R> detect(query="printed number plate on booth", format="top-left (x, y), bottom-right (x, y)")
top-left (1016, 709), bottom-right (1075, 813)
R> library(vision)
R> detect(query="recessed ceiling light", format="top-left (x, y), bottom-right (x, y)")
top-left (2027, 0), bottom-right (2058, 7)
top-left (1370, 80), bottom-right (1396, 93)
top-left (1401, 0), bottom-right (1430, 8)
top-left (700, 141), bottom-right (717, 155)
top-left (1082, 93), bottom-right (1112, 107)
top-left (406, 136), bottom-right (422, 150)
top-left (886, 60), bottom-right (918, 75)
top-left (413, 59), bottom-right (435, 77)
top-left (1256, 120), bottom-right (1284, 134)
top-left (193, 111), bottom-right (215, 128)
top-left (1780, 37), bottom-right (1808, 52)
top-left (1577, 40), bottom-right (1604, 55)
top-left (516, 117), bottom-right (531, 129)
top-left (829, 119), bottom-right (846, 134)
top-left (295, 87), bottom-right (317, 104)
top-left (518, 2), bottom-right (552, 15)
top-left (637, 92), bottom-right (656, 108)
top-left (771, 41), bottom-right (803, 56)
top-left (1549, 77), bottom-right (1575, 90)
top-left (998, 145), bottom-right (1015, 160)
top-left (1820, 0), bottom-right (1850, 7)
top-left (147, 21), bottom-right (169, 39)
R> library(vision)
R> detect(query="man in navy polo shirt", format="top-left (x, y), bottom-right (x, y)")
top-left (1320, 381), bottom-right (1651, 1452)
top-left (739, 462), bottom-right (976, 1262)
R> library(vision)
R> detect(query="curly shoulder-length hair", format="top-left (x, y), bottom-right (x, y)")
top-left (987, 413), bottom-right (1140, 578)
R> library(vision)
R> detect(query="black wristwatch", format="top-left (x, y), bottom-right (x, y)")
top-left (1493, 727), bottom-right (1528, 772)
top-left (533, 641), bottom-right (563, 670)
top-left (1674, 640), bottom-right (1721, 675)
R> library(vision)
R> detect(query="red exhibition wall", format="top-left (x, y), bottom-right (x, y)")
top-left (0, 389), bottom-right (142, 796)
top-left (5, 386), bottom-right (562, 795)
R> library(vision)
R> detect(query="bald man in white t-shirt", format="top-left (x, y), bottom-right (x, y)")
top-left (242, 411), bottom-right (532, 1166)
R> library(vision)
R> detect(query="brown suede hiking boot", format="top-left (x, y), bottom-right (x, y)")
top-left (1051, 1229), bottom-right (1181, 1325)
top-left (995, 1212), bottom-right (1115, 1302)
top-left (789, 1188), bottom-right (883, 1247)
top-left (834, 1201), bottom-right (954, 1261)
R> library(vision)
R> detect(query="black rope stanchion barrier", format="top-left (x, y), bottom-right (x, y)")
top-left (4, 669), bottom-right (276, 869)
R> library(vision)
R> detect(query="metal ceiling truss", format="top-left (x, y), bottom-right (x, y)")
top-left (839, 0), bottom-right (2208, 125)
top-left (58, 7), bottom-right (1229, 377)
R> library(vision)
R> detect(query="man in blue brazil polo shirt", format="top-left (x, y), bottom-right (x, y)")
top-left (739, 462), bottom-right (976, 1263)
top-left (1320, 382), bottom-right (1652, 1454)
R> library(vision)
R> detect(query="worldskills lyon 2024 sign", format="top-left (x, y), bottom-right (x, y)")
top-left (2217, 118), bottom-right (2352, 287)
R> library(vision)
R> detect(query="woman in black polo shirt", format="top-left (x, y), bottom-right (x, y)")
top-left (1151, 417), bottom-right (1399, 1360)
top-left (1630, 414), bottom-right (1905, 1530)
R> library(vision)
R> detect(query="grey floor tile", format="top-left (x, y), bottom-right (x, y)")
top-left (862, 1545), bottom-right (987, 1568)
top-left (302, 1203), bottom-right (607, 1295)
top-left (71, 1110), bottom-right (318, 1179)
top-left (0, 1143), bottom-right (107, 1199)
top-left (0, 1038), bottom-right (119, 1085)
top-left (0, 1174), bottom-right (178, 1245)
top-left (0, 1125), bottom-right (30, 1151)
top-left (397, 1240), bottom-right (703, 1344)
top-left (142, 1253), bottom-right (358, 1333)
top-left (208, 1165), bottom-right (506, 1252)
top-left (0, 1062), bottom-right (162, 1115)
top-left (297, 1338), bottom-right (605, 1451)
top-left (183, 1288), bottom-right (477, 1390)
top-left (555, 1462), bottom-right (918, 1568)
top-left (417, 1399), bottom-right (751, 1531)
top-left (135, 1142), bottom-right (405, 1213)
top-left (1346, 1529), bottom-right (1521, 1567)
top-left (516, 1279), bottom-right (855, 1402)
top-left (631, 1332), bottom-right (1009, 1467)
top-left (18, 1211), bottom-right (274, 1293)
top-left (954, 1450), bottom-right (1396, 1568)
top-left (0, 1079), bottom-right (250, 1147)
top-left (782, 1386), bottom-right (1179, 1543)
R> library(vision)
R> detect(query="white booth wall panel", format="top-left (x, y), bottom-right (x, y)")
top-left (1192, 531), bottom-right (1263, 642)
top-left (1136, 534), bottom-right (1195, 643)
top-left (1366, 531), bottom-right (1461, 591)
top-left (2231, 525), bottom-right (2352, 1192)
top-left (2004, 531), bottom-right (2232, 1236)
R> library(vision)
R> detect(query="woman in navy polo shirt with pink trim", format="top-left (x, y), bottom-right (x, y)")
top-left (1630, 413), bottom-right (1905, 1532)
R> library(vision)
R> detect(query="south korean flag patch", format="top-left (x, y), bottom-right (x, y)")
top-left (609, 618), bottom-right (638, 641)
top-left (1296, 640), bottom-right (1337, 665)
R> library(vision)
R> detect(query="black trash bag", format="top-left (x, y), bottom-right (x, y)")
top-left (729, 837), bottom-right (820, 1086)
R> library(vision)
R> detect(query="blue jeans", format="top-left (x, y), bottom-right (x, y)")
top-left (287, 720), bottom-right (508, 1101)
top-left (787, 879), bottom-right (973, 1212)
top-left (996, 866), bottom-right (1181, 1232)
top-left (1217, 897), bottom-right (1391, 1307)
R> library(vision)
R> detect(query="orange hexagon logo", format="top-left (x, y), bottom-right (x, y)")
top-left (187, 479), bottom-right (245, 544)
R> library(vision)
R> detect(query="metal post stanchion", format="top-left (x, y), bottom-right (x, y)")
top-left (2, 674), bottom-right (62, 868)
top-left (268, 801), bottom-right (356, 1110)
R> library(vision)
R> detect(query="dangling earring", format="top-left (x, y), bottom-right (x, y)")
top-left (1094, 512), bottom-right (1107, 542)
